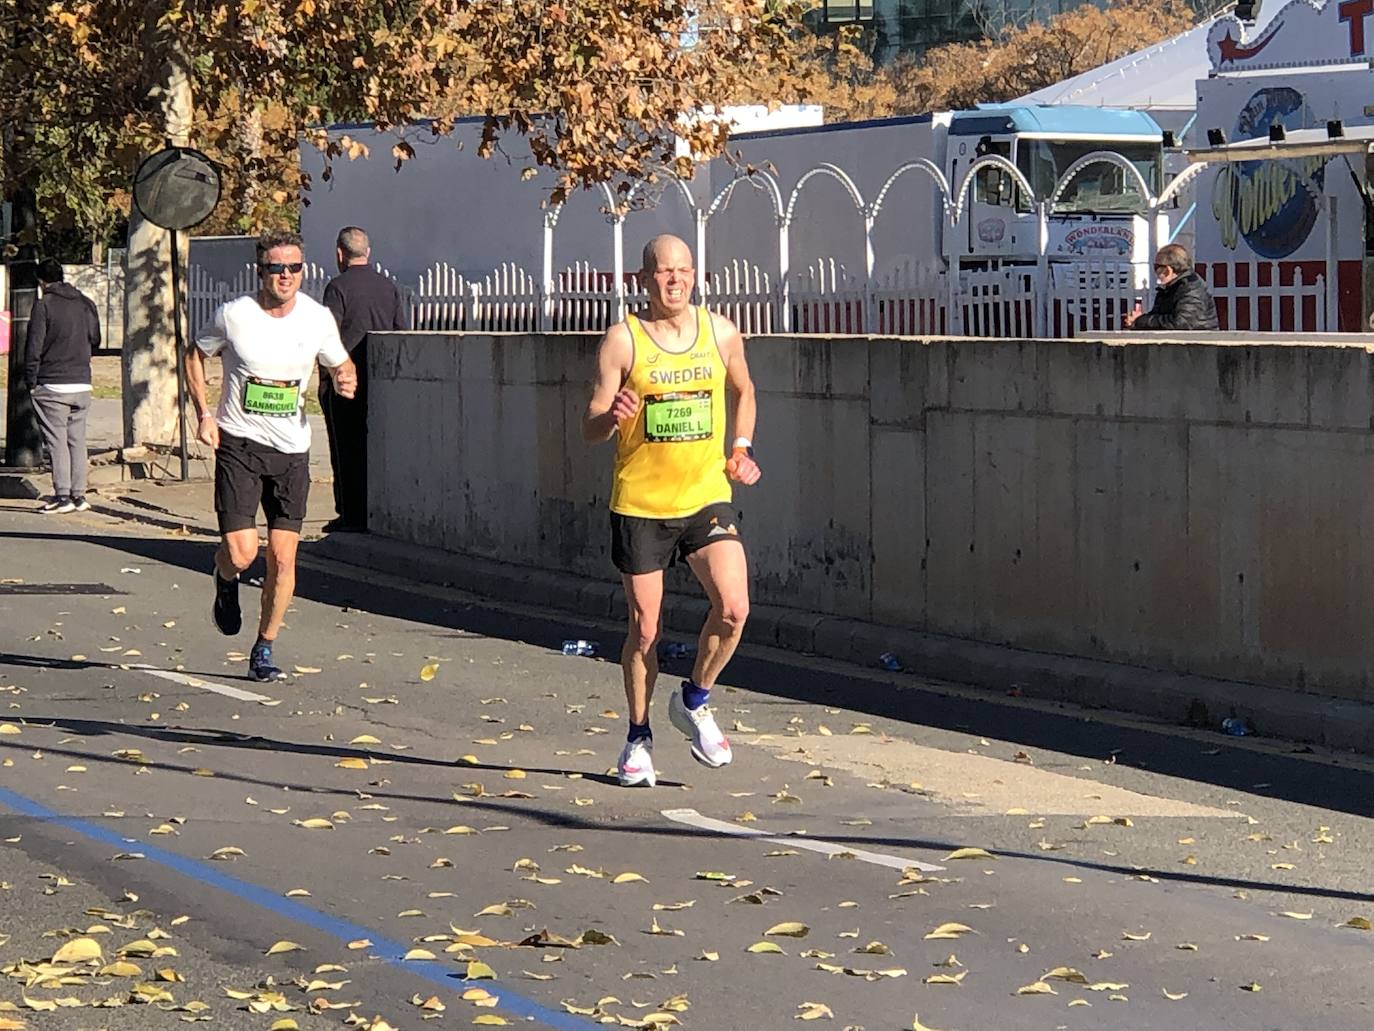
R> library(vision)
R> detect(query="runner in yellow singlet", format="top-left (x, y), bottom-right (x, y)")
top-left (583, 235), bottom-right (761, 787)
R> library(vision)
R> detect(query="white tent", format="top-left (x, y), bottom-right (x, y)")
top-left (1016, 8), bottom-right (1281, 137)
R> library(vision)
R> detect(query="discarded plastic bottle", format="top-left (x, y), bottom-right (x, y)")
top-left (878, 652), bottom-right (903, 672)
top-left (659, 641), bottom-right (696, 660)
top-left (1221, 717), bottom-right (1250, 737)
top-left (561, 639), bottom-right (597, 657)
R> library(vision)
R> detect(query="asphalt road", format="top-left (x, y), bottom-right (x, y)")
top-left (1, 495), bottom-right (1372, 1030)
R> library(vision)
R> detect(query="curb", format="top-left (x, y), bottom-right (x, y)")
top-left (303, 533), bottom-right (1374, 757)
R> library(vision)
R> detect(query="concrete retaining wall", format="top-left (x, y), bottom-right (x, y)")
top-left (369, 331), bottom-right (1374, 704)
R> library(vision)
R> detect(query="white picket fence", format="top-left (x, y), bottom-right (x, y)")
top-left (185, 257), bottom-right (1329, 342)
top-left (1200, 262), bottom-right (1327, 333)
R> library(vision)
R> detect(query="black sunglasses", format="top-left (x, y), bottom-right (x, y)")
top-left (261, 261), bottom-right (304, 275)
top-left (1154, 264), bottom-right (1172, 274)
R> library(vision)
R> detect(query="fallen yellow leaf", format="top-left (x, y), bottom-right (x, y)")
top-left (265, 940), bottom-right (303, 956)
top-left (51, 937), bottom-right (103, 964)
top-left (746, 941), bottom-right (786, 954)
top-left (923, 922), bottom-right (974, 940)
top-left (944, 847), bottom-right (996, 861)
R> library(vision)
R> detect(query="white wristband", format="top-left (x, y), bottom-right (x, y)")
top-left (732, 437), bottom-right (752, 450)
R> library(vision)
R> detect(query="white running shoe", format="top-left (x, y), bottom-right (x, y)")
top-left (669, 685), bottom-right (733, 768)
top-left (618, 738), bottom-right (657, 787)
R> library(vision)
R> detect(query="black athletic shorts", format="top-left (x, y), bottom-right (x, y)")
top-left (214, 431), bottom-right (310, 534)
top-left (610, 501), bottom-right (744, 575)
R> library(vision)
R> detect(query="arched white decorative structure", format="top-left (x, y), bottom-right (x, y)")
top-left (1156, 163), bottom-right (1210, 208)
top-left (706, 170), bottom-right (785, 223)
top-left (543, 182), bottom-right (620, 321)
top-left (950, 155), bottom-right (1036, 225)
top-left (871, 159), bottom-right (952, 222)
top-left (786, 163), bottom-right (871, 278)
top-left (705, 170), bottom-right (790, 325)
top-left (1049, 151), bottom-right (1156, 211)
top-left (784, 163), bottom-right (866, 223)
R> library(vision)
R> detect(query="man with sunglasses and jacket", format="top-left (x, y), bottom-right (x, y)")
top-left (185, 229), bottom-right (357, 682)
top-left (1124, 244), bottom-right (1219, 331)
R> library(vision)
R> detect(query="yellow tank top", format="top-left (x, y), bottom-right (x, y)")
top-left (610, 307), bottom-right (731, 519)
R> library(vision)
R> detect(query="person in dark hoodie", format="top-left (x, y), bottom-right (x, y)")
top-left (1125, 244), bottom-right (1219, 331)
top-left (25, 259), bottom-right (101, 514)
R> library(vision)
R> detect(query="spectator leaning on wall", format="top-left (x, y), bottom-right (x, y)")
top-left (1124, 244), bottom-right (1219, 331)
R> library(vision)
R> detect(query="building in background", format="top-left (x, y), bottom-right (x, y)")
top-left (816, 0), bottom-right (1229, 63)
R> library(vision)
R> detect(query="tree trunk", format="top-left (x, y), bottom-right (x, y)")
top-left (121, 35), bottom-right (192, 449)
top-left (4, 186), bottom-right (41, 467)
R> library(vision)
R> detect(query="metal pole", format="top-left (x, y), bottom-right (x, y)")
top-left (612, 218), bottom-right (626, 323)
top-left (170, 228), bottom-right (189, 481)
top-left (1325, 195), bottom-right (1339, 332)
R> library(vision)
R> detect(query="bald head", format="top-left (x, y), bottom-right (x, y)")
top-left (641, 234), bottom-right (693, 276)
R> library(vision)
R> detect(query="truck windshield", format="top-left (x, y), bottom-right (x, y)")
top-left (1017, 140), bottom-right (1160, 213)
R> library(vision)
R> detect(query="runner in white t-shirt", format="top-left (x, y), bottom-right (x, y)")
top-left (186, 230), bottom-right (357, 683)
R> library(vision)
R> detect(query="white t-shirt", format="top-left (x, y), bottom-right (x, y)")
top-left (196, 293), bottom-right (348, 454)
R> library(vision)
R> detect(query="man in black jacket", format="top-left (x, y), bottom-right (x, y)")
top-left (319, 226), bottom-right (408, 532)
top-left (25, 259), bottom-right (100, 514)
top-left (1125, 244), bottom-right (1219, 331)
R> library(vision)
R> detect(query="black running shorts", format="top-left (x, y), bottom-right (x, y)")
top-left (610, 502), bottom-right (744, 575)
top-left (214, 431), bottom-right (310, 534)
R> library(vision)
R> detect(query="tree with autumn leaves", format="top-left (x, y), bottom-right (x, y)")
top-left (0, 0), bottom-right (1202, 251)
top-left (0, 0), bottom-right (811, 452)
top-left (0, 0), bottom-right (809, 249)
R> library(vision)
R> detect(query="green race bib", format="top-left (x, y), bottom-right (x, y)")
top-left (643, 390), bottom-right (712, 443)
top-left (242, 377), bottom-right (300, 417)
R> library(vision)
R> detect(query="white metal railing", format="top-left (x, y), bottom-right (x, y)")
top-left (184, 257), bottom-right (1330, 343)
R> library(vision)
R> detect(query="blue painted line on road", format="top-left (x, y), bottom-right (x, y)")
top-left (0, 784), bottom-right (590, 1029)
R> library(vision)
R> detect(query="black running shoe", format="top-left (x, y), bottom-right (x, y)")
top-left (212, 568), bottom-right (242, 636)
top-left (249, 642), bottom-right (287, 683)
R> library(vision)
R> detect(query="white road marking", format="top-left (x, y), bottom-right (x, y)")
top-left (661, 807), bottom-right (945, 873)
top-left (129, 664), bottom-right (272, 704)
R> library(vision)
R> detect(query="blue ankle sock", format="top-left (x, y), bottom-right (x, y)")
top-left (252, 639), bottom-right (272, 657)
top-left (682, 680), bottom-right (709, 710)
top-left (627, 721), bottom-right (652, 743)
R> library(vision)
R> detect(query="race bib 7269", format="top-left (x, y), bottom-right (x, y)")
top-left (643, 390), bottom-right (712, 442)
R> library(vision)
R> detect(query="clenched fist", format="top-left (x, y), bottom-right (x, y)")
top-left (197, 413), bottom-right (220, 449)
top-left (610, 387), bottom-right (640, 425)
